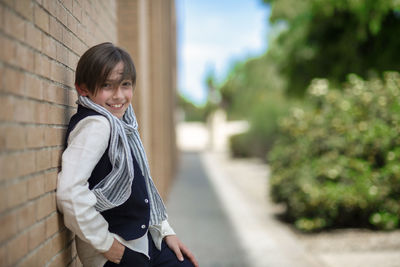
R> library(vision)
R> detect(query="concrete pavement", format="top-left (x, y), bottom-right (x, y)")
top-left (168, 122), bottom-right (400, 267)
top-left (166, 151), bottom-right (249, 267)
top-left (166, 150), bottom-right (320, 267)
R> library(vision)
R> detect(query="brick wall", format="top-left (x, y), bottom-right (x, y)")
top-left (118, 0), bottom-right (177, 199)
top-left (0, 0), bottom-right (177, 265)
top-left (0, 0), bottom-right (118, 266)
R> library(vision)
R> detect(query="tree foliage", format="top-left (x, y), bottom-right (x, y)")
top-left (269, 72), bottom-right (400, 231)
top-left (177, 94), bottom-right (208, 122)
top-left (262, 0), bottom-right (400, 96)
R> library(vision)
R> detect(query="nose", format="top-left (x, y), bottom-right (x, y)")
top-left (112, 86), bottom-right (123, 99)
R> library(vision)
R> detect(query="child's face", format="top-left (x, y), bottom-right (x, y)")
top-left (84, 61), bottom-right (133, 119)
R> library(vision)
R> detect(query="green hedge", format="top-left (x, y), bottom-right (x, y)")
top-left (269, 72), bottom-right (400, 231)
top-left (229, 91), bottom-right (291, 159)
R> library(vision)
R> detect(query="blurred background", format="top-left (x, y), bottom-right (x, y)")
top-left (174, 0), bottom-right (400, 266)
top-left (1, 0), bottom-right (400, 266)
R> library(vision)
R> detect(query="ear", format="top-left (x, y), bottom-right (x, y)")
top-left (75, 84), bottom-right (89, 96)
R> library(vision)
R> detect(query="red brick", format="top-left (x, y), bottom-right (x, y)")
top-left (4, 125), bottom-right (26, 150)
top-left (16, 202), bottom-right (36, 231)
top-left (66, 68), bottom-right (75, 87)
top-left (49, 16), bottom-right (62, 42)
top-left (0, 126), bottom-right (5, 151)
top-left (36, 193), bottom-right (56, 220)
top-left (42, 34), bottom-right (57, 59)
top-left (62, 0), bottom-right (73, 12)
top-left (28, 220), bottom-right (46, 250)
top-left (0, 5), bottom-right (4, 31)
top-left (0, 185), bottom-right (5, 212)
top-left (50, 60), bottom-right (63, 83)
top-left (15, 43), bottom-right (35, 72)
top-left (18, 251), bottom-right (39, 267)
top-left (51, 147), bottom-right (63, 168)
top-left (36, 149), bottom-right (52, 172)
top-left (2, 0), bottom-right (15, 8)
top-left (34, 4), bottom-right (49, 33)
top-left (41, 0), bottom-right (50, 12)
top-left (43, 83), bottom-right (65, 104)
top-left (48, 104), bottom-right (62, 124)
top-left (45, 212), bottom-right (62, 238)
top-left (25, 74), bottom-right (43, 100)
top-left (69, 50), bottom-right (79, 70)
top-left (75, 0), bottom-right (82, 8)
top-left (4, 9), bottom-right (26, 42)
top-left (72, 39), bottom-right (84, 58)
top-left (0, 36), bottom-right (17, 65)
top-left (0, 153), bottom-right (18, 181)
top-left (48, 245), bottom-right (73, 267)
top-left (49, 230), bottom-right (68, 258)
top-left (0, 62), bottom-right (3, 90)
top-left (35, 102), bottom-right (50, 124)
top-left (6, 231), bottom-right (29, 266)
top-left (15, 0), bottom-right (34, 21)
top-left (2, 67), bottom-right (25, 96)
top-left (0, 246), bottom-right (6, 267)
top-left (67, 13), bottom-right (78, 40)
top-left (16, 150), bottom-right (36, 177)
top-left (27, 47), bottom-right (36, 72)
top-left (44, 127), bottom-right (62, 146)
top-left (0, 210), bottom-right (18, 243)
top-left (34, 52), bottom-right (51, 79)
top-left (28, 173), bottom-right (45, 199)
top-left (56, 42), bottom-right (68, 66)
top-left (35, 239), bottom-right (54, 266)
top-left (76, 23), bottom-right (86, 43)
top-left (14, 98), bottom-right (36, 123)
top-left (63, 28), bottom-right (73, 50)
top-left (6, 179), bottom-right (28, 209)
top-left (72, 0), bottom-right (82, 22)
top-left (25, 23), bottom-right (42, 51)
top-left (43, 0), bottom-right (59, 17)
top-left (26, 126), bottom-right (45, 148)
top-left (58, 5), bottom-right (68, 27)
top-left (44, 171), bottom-right (58, 192)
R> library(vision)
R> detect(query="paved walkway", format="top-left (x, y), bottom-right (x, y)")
top-left (167, 149), bottom-right (400, 267)
top-left (170, 121), bottom-right (400, 267)
top-left (166, 151), bottom-right (320, 267)
top-left (166, 151), bottom-right (249, 267)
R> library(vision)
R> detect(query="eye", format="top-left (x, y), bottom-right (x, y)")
top-left (121, 81), bottom-right (133, 87)
top-left (102, 83), bottom-right (112, 90)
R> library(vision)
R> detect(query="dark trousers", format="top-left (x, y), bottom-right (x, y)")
top-left (104, 235), bottom-right (195, 267)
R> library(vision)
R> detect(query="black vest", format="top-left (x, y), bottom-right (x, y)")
top-left (65, 105), bottom-right (150, 240)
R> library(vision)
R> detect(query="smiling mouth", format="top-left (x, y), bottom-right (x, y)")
top-left (107, 103), bottom-right (124, 109)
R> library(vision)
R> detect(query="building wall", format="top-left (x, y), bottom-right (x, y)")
top-left (0, 0), bottom-right (177, 266)
top-left (118, 0), bottom-right (177, 198)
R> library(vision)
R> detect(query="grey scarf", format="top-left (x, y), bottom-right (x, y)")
top-left (77, 96), bottom-right (167, 225)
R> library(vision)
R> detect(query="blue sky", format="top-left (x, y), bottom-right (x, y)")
top-left (176, 0), bottom-right (271, 105)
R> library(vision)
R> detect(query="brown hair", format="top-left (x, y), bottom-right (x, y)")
top-left (75, 42), bottom-right (136, 95)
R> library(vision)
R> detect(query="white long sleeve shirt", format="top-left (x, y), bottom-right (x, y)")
top-left (56, 115), bottom-right (175, 267)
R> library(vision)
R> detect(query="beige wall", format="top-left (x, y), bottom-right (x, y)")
top-left (0, 0), bottom-right (177, 266)
top-left (118, 0), bottom-right (177, 198)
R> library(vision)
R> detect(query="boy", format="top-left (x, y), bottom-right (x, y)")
top-left (57, 43), bottom-right (198, 267)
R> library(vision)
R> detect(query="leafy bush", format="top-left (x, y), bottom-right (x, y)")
top-left (269, 72), bottom-right (400, 231)
top-left (229, 91), bottom-right (291, 159)
top-left (230, 133), bottom-right (252, 158)
top-left (177, 94), bottom-right (215, 122)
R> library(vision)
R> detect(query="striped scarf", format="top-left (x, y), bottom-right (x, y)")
top-left (77, 96), bottom-right (167, 225)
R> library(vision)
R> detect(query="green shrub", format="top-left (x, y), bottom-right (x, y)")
top-left (229, 91), bottom-right (291, 159)
top-left (230, 133), bottom-right (252, 158)
top-left (269, 72), bottom-right (400, 231)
